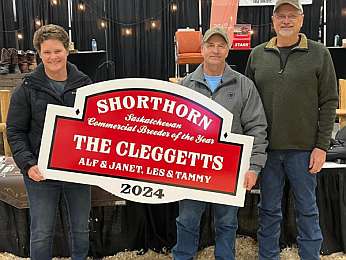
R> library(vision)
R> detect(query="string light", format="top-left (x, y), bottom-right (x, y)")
top-left (100, 20), bottom-right (107, 29)
top-left (152, 20), bottom-right (159, 29)
top-left (121, 27), bottom-right (133, 36)
top-left (125, 28), bottom-right (132, 35)
top-left (78, 3), bottom-right (85, 11)
top-left (68, 0), bottom-right (174, 30)
top-left (51, 0), bottom-right (58, 6)
top-left (342, 8), bottom-right (346, 16)
top-left (35, 18), bottom-right (42, 27)
top-left (171, 3), bottom-right (178, 12)
top-left (145, 19), bottom-right (161, 31)
top-left (17, 33), bottom-right (23, 40)
top-left (250, 30), bottom-right (254, 35)
top-left (151, 21), bottom-right (157, 28)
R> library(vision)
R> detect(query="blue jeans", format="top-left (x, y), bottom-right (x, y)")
top-left (258, 150), bottom-right (323, 260)
top-left (24, 176), bottom-right (91, 260)
top-left (172, 200), bottom-right (238, 260)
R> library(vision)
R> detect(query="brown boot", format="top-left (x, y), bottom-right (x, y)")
top-left (26, 50), bottom-right (37, 72)
top-left (8, 48), bottom-right (20, 73)
top-left (17, 50), bottom-right (29, 73)
top-left (0, 48), bottom-right (10, 74)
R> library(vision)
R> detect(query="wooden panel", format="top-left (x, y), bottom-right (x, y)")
top-left (168, 77), bottom-right (182, 84)
top-left (336, 109), bottom-right (346, 115)
top-left (0, 90), bottom-right (11, 156)
top-left (0, 73), bottom-right (26, 156)
top-left (0, 73), bottom-right (26, 91)
top-left (338, 79), bottom-right (346, 128)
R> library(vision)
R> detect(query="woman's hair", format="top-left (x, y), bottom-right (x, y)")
top-left (33, 24), bottom-right (69, 52)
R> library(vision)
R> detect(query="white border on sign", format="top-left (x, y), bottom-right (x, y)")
top-left (38, 78), bottom-right (253, 207)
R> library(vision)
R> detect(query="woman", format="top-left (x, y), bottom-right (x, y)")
top-left (6, 24), bottom-right (92, 260)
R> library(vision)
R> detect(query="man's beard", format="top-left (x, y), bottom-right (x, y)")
top-left (278, 28), bottom-right (295, 37)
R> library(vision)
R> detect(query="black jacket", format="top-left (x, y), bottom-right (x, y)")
top-left (6, 62), bottom-right (92, 175)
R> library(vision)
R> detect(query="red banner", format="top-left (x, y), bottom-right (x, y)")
top-left (39, 79), bottom-right (253, 206)
top-left (210, 0), bottom-right (239, 46)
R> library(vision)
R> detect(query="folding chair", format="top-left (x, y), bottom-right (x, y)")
top-left (175, 29), bottom-right (204, 78)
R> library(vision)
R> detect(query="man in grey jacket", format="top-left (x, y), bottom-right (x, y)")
top-left (172, 27), bottom-right (268, 260)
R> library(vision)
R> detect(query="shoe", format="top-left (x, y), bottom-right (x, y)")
top-left (0, 48), bottom-right (10, 75)
top-left (326, 139), bottom-right (346, 162)
top-left (8, 48), bottom-right (20, 74)
top-left (26, 50), bottom-right (37, 72)
top-left (18, 50), bottom-right (29, 73)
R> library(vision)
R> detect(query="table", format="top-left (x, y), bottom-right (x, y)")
top-left (67, 51), bottom-right (107, 82)
top-left (0, 159), bottom-right (345, 257)
top-left (316, 164), bottom-right (346, 254)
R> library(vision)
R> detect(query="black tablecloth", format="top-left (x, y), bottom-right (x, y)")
top-left (317, 168), bottom-right (346, 255)
top-left (0, 168), bottom-right (345, 257)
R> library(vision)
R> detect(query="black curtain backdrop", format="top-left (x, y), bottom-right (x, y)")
top-left (300, 0), bottom-right (322, 41)
top-left (0, 0), bottom-right (340, 79)
top-left (14, 0), bottom-right (68, 51)
top-left (327, 0), bottom-right (346, 46)
top-left (0, 0), bottom-right (17, 48)
top-left (237, 6), bottom-right (273, 47)
top-left (237, 0), bottom-right (322, 48)
top-left (72, 0), bottom-right (105, 52)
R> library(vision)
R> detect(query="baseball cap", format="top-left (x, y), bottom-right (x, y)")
top-left (203, 27), bottom-right (230, 46)
top-left (273, 0), bottom-right (303, 13)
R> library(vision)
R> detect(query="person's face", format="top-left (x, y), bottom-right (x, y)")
top-left (39, 39), bottom-right (68, 75)
top-left (201, 34), bottom-right (229, 67)
top-left (272, 4), bottom-right (304, 38)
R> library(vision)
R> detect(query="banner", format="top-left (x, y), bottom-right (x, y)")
top-left (210, 0), bottom-right (239, 46)
top-left (233, 24), bottom-right (251, 49)
top-left (38, 79), bottom-right (253, 206)
top-left (239, 0), bottom-right (312, 6)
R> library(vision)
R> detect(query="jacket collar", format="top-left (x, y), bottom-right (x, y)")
top-left (25, 62), bottom-right (90, 93)
top-left (265, 33), bottom-right (308, 51)
top-left (190, 63), bottom-right (237, 86)
top-left (26, 61), bottom-right (87, 90)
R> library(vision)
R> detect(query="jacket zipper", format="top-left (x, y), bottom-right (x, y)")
top-left (198, 79), bottom-right (227, 101)
top-left (275, 47), bottom-right (299, 74)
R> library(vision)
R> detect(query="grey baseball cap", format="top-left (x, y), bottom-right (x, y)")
top-left (273, 0), bottom-right (303, 13)
top-left (203, 27), bottom-right (230, 46)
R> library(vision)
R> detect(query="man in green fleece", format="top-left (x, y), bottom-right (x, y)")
top-left (245, 0), bottom-right (338, 259)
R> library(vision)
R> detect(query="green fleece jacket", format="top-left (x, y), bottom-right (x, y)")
top-left (246, 34), bottom-right (338, 151)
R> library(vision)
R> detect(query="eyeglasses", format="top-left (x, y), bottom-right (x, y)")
top-left (274, 13), bottom-right (302, 22)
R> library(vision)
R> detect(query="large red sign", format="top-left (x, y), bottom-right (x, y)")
top-left (39, 79), bottom-right (253, 206)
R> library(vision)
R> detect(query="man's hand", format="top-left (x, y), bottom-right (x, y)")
top-left (243, 170), bottom-right (258, 191)
top-left (309, 148), bottom-right (326, 174)
top-left (28, 165), bottom-right (45, 182)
